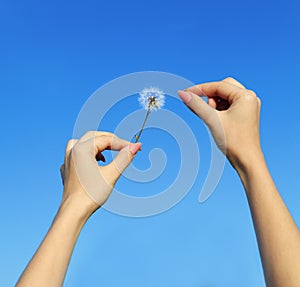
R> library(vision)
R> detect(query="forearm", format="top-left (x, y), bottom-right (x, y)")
top-left (236, 152), bottom-right (300, 287)
top-left (16, 196), bottom-right (91, 287)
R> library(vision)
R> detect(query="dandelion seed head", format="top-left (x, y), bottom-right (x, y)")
top-left (138, 87), bottom-right (165, 111)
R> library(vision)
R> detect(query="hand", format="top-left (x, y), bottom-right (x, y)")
top-left (60, 131), bottom-right (141, 217)
top-left (178, 77), bottom-right (262, 170)
top-left (16, 132), bottom-right (141, 287)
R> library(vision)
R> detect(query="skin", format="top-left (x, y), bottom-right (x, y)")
top-left (16, 78), bottom-right (300, 287)
top-left (178, 77), bottom-right (300, 287)
top-left (15, 131), bottom-right (142, 287)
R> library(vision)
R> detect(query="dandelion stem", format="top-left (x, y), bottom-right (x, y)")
top-left (135, 106), bottom-right (151, 142)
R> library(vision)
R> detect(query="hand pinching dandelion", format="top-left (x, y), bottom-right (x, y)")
top-left (134, 87), bottom-right (165, 142)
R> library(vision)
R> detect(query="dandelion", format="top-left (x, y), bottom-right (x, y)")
top-left (134, 87), bottom-right (165, 142)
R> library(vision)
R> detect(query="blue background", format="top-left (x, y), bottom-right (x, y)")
top-left (1, 0), bottom-right (299, 286)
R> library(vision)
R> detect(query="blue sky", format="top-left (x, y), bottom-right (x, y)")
top-left (1, 0), bottom-right (300, 286)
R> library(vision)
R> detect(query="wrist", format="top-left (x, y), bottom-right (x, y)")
top-left (229, 148), bottom-right (266, 182)
top-left (59, 192), bottom-right (99, 224)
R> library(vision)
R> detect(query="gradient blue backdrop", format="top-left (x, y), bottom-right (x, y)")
top-left (1, 0), bottom-right (299, 286)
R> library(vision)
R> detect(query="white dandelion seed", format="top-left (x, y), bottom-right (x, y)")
top-left (138, 87), bottom-right (165, 111)
top-left (134, 87), bottom-right (165, 142)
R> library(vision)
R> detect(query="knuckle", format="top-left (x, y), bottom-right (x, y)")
top-left (243, 90), bottom-right (257, 103)
top-left (98, 131), bottom-right (114, 137)
top-left (97, 134), bottom-right (113, 144)
top-left (223, 76), bottom-right (235, 82)
top-left (215, 82), bottom-right (224, 94)
top-left (66, 139), bottom-right (75, 148)
top-left (104, 131), bottom-right (114, 136)
top-left (65, 139), bottom-right (78, 155)
top-left (246, 89), bottom-right (257, 97)
top-left (84, 130), bottom-right (96, 138)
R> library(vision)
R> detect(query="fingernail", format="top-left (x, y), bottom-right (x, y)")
top-left (129, 143), bottom-right (142, 155)
top-left (178, 90), bottom-right (192, 104)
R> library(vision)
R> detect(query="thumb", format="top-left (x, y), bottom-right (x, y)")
top-left (106, 143), bottom-right (141, 184)
top-left (178, 90), bottom-right (216, 128)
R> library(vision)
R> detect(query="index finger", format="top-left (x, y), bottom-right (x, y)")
top-left (91, 135), bottom-right (132, 155)
top-left (78, 131), bottom-right (115, 143)
top-left (186, 81), bottom-right (245, 104)
top-left (78, 135), bottom-right (141, 157)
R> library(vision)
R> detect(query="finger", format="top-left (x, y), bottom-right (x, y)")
top-left (66, 139), bottom-right (78, 153)
top-left (105, 143), bottom-right (141, 182)
top-left (222, 77), bottom-right (246, 89)
top-left (257, 97), bottom-right (262, 108)
top-left (193, 78), bottom-right (244, 110)
top-left (186, 81), bottom-right (246, 104)
top-left (79, 135), bottom-right (136, 157)
top-left (257, 96), bottom-right (262, 118)
top-left (178, 90), bottom-right (217, 128)
top-left (208, 97), bottom-right (217, 108)
top-left (78, 131), bottom-right (114, 143)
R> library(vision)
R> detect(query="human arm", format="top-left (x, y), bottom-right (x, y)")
top-left (15, 131), bottom-right (141, 287)
top-left (178, 78), bottom-right (300, 286)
